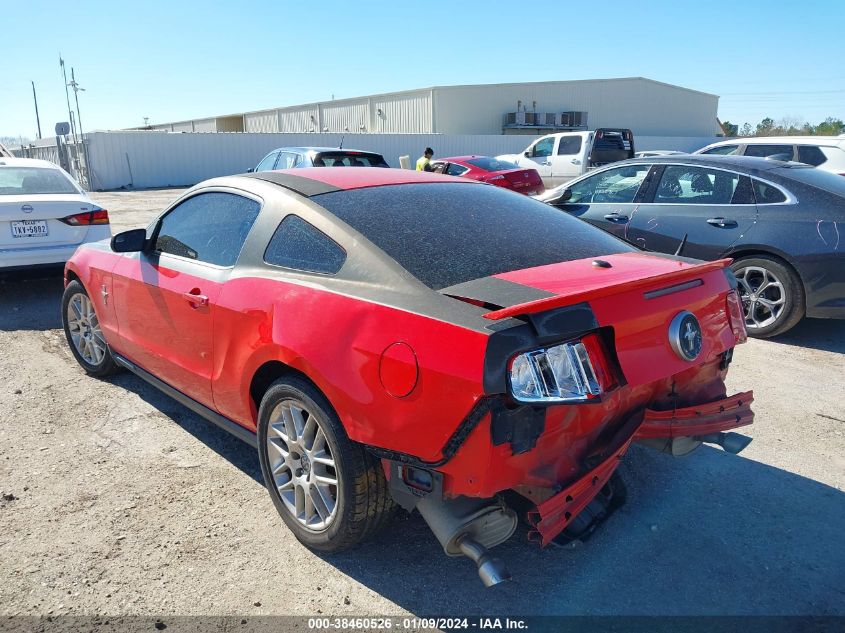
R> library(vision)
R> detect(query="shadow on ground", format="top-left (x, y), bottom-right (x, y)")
top-left (102, 368), bottom-right (845, 616)
top-left (768, 318), bottom-right (844, 354)
top-left (0, 269), bottom-right (64, 331)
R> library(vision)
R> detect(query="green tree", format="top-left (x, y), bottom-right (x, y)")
top-left (814, 117), bottom-right (845, 136)
top-left (721, 121), bottom-right (739, 136)
top-left (756, 117), bottom-right (775, 136)
top-left (740, 123), bottom-right (754, 136)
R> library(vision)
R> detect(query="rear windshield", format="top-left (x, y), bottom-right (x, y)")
top-left (315, 152), bottom-right (389, 167)
top-left (773, 164), bottom-right (845, 197)
top-left (465, 157), bottom-right (519, 171)
top-left (314, 183), bottom-right (635, 290)
top-left (0, 167), bottom-right (79, 195)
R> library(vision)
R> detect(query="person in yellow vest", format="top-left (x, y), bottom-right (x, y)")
top-left (416, 147), bottom-right (434, 172)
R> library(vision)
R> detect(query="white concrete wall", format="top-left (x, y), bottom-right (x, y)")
top-left (81, 131), bottom-right (720, 190)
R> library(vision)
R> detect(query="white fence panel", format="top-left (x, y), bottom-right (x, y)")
top-left (80, 131), bottom-right (720, 190)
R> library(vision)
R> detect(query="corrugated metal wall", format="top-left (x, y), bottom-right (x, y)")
top-left (278, 106), bottom-right (320, 133)
top-left (373, 91), bottom-right (432, 133)
top-left (321, 100), bottom-right (370, 133)
top-left (80, 131), bottom-right (718, 190)
top-left (434, 79), bottom-right (719, 136)
top-left (244, 110), bottom-right (278, 133)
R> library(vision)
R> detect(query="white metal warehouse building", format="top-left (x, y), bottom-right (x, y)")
top-left (148, 77), bottom-right (720, 138)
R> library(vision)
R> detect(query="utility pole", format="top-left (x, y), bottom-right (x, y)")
top-left (59, 56), bottom-right (77, 144)
top-left (31, 81), bottom-right (42, 139)
top-left (68, 67), bottom-right (92, 190)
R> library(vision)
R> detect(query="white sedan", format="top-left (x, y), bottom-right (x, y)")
top-left (0, 158), bottom-right (110, 271)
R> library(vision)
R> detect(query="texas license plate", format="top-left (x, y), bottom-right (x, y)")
top-left (11, 220), bottom-right (49, 238)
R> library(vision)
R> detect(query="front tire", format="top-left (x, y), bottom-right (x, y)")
top-left (61, 280), bottom-right (120, 377)
top-left (257, 376), bottom-right (394, 552)
top-left (731, 255), bottom-right (804, 338)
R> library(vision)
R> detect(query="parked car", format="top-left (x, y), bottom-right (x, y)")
top-left (695, 136), bottom-right (845, 176)
top-left (498, 128), bottom-right (634, 188)
top-left (634, 150), bottom-right (686, 158)
top-left (62, 167), bottom-right (752, 586)
top-left (0, 157), bottom-right (109, 272)
top-left (250, 147), bottom-right (389, 171)
top-left (430, 155), bottom-right (544, 195)
top-left (538, 154), bottom-right (845, 337)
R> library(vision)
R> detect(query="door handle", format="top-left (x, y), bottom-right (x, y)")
top-left (603, 213), bottom-right (629, 222)
top-left (541, 160), bottom-right (552, 166)
top-left (571, 158), bottom-right (581, 165)
top-left (182, 289), bottom-right (209, 308)
top-left (707, 217), bottom-right (737, 228)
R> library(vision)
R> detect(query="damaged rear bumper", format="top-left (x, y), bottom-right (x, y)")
top-left (526, 391), bottom-right (754, 546)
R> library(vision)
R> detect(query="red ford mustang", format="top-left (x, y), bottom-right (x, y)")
top-left (431, 155), bottom-right (545, 196)
top-left (62, 168), bottom-right (753, 586)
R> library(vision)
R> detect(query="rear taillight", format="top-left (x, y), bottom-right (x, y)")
top-left (726, 290), bottom-right (747, 344)
top-left (488, 174), bottom-right (505, 181)
top-left (508, 333), bottom-right (614, 403)
top-left (60, 209), bottom-right (110, 226)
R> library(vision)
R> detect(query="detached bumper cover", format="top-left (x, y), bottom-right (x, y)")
top-left (635, 391), bottom-right (754, 439)
top-left (526, 391), bottom-right (754, 546)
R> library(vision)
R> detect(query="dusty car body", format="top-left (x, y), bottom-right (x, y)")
top-left (62, 168), bottom-right (753, 585)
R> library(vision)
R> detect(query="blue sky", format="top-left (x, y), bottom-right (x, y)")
top-left (2, 0), bottom-right (843, 140)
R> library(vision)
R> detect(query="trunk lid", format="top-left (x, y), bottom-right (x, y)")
top-left (0, 194), bottom-right (96, 250)
top-left (487, 252), bottom-right (738, 386)
top-left (498, 168), bottom-right (544, 193)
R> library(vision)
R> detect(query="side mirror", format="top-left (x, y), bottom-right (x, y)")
top-left (246, 167), bottom-right (255, 173)
top-left (524, 151), bottom-right (531, 158)
top-left (111, 228), bottom-right (147, 253)
top-left (560, 187), bottom-right (573, 202)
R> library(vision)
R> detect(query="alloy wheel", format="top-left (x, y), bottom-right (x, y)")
top-left (266, 399), bottom-right (339, 531)
top-left (735, 265), bottom-right (786, 330)
top-left (66, 293), bottom-right (108, 365)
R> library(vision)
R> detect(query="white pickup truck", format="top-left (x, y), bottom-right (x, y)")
top-left (498, 129), bottom-right (634, 189)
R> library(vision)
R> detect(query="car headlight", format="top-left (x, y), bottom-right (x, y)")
top-left (508, 336), bottom-right (608, 403)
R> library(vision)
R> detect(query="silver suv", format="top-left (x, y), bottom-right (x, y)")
top-left (249, 147), bottom-right (390, 172)
top-left (695, 136), bottom-right (845, 176)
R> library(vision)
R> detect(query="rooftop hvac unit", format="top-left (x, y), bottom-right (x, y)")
top-left (524, 112), bottom-right (536, 125)
top-left (540, 113), bottom-right (556, 126)
top-left (561, 111), bottom-right (588, 128)
top-left (504, 112), bottom-right (528, 125)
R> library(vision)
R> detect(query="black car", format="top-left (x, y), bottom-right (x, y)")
top-left (537, 155), bottom-right (845, 337)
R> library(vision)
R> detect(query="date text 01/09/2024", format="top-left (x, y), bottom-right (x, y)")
top-left (306, 617), bottom-right (528, 630)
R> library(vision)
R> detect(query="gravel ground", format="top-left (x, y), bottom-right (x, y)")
top-left (0, 188), bottom-right (843, 617)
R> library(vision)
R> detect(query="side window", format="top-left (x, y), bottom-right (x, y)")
top-left (531, 137), bottom-right (555, 158)
top-left (255, 151), bottom-right (279, 172)
top-left (446, 163), bottom-right (469, 176)
top-left (731, 176), bottom-right (755, 204)
top-left (752, 179), bottom-right (787, 204)
top-left (743, 144), bottom-right (794, 160)
top-left (655, 166), bottom-right (740, 204)
top-left (430, 162), bottom-right (447, 174)
top-left (154, 192), bottom-right (261, 267)
top-left (275, 152), bottom-right (296, 170)
top-left (557, 136), bottom-right (583, 156)
top-left (568, 164), bottom-right (651, 204)
top-left (264, 215), bottom-right (347, 274)
top-left (797, 145), bottom-right (827, 167)
top-left (701, 145), bottom-right (740, 156)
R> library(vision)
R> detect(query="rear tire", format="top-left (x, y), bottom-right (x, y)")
top-left (731, 255), bottom-right (804, 338)
top-left (257, 376), bottom-right (394, 552)
top-left (61, 280), bottom-right (120, 377)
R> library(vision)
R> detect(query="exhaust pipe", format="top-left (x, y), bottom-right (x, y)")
top-left (456, 534), bottom-right (512, 587)
top-left (696, 432), bottom-right (752, 455)
top-left (416, 495), bottom-right (516, 587)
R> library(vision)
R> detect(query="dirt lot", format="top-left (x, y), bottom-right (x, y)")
top-left (1, 188), bottom-right (843, 617)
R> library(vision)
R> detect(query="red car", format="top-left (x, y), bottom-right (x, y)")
top-left (62, 168), bottom-right (753, 586)
top-left (431, 155), bottom-right (545, 195)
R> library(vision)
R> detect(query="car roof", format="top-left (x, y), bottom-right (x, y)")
top-left (267, 146), bottom-right (384, 155)
top-left (623, 153), bottom-right (802, 173)
top-left (239, 166), bottom-right (478, 197)
top-left (702, 136), bottom-right (844, 147)
top-left (436, 155), bottom-right (490, 163)
top-left (0, 157), bottom-right (61, 169)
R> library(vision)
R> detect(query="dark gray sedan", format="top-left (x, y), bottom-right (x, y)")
top-left (538, 155), bottom-right (845, 337)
